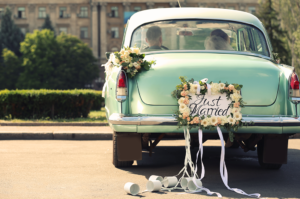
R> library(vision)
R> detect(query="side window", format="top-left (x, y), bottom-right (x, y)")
top-left (238, 28), bottom-right (251, 51)
top-left (252, 29), bottom-right (269, 56)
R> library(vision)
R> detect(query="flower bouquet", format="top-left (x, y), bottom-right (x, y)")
top-left (106, 47), bottom-right (155, 78)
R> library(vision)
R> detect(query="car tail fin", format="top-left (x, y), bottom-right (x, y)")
top-left (116, 70), bottom-right (128, 102)
top-left (289, 72), bottom-right (300, 97)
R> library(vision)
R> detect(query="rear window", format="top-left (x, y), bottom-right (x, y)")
top-left (130, 20), bottom-right (269, 57)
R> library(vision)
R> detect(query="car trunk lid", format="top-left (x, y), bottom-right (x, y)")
top-left (136, 53), bottom-right (280, 106)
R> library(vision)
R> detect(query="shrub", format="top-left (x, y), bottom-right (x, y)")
top-left (0, 89), bottom-right (103, 119)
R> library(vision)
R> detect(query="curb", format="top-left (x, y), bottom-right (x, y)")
top-left (0, 122), bottom-right (109, 126)
top-left (0, 132), bottom-right (112, 140)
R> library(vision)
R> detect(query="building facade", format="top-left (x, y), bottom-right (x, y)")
top-left (0, 0), bottom-right (258, 90)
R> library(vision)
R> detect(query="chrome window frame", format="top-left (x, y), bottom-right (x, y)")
top-left (128, 18), bottom-right (272, 60)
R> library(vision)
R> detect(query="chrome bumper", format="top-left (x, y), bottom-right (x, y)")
top-left (109, 113), bottom-right (300, 127)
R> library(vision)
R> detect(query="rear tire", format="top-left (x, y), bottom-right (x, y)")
top-left (257, 139), bottom-right (282, 170)
top-left (113, 132), bottom-right (133, 167)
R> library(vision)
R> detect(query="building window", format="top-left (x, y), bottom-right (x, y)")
top-left (111, 6), bottom-right (118, 17)
top-left (248, 7), bottom-right (256, 14)
top-left (134, 6), bottom-right (141, 12)
top-left (111, 27), bottom-right (119, 38)
top-left (228, 6), bottom-right (235, 10)
top-left (79, 7), bottom-right (88, 17)
top-left (59, 7), bottom-right (67, 18)
top-left (80, 27), bottom-right (88, 39)
top-left (0, 8), bottom-right (4, 19)
top-left (38, 7), bottom-right (46, 18)
top-left (59, 27), bottom-right (68, 34)
top-left (18, 7), bottom-right (26, 18)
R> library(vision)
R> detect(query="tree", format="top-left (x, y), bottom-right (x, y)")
top-left (55, 33), bottom-right (99, 89)
top-left (0, 7), bottom-right (24, 57)
top-left (17, 29), bottom-right (60, 89)
top-left (272, 0), bottom-right (300, 73)
top-left (17, 30), bottom-right (99, 89)
top-left (41, 15), bottom-right (55, 34)
top-left (0, 49), bottom-right (22, 89)
top-left (257, 0), bottom-right (291, 65)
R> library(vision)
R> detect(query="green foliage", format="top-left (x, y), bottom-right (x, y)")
top-left (294, 28), bottom-right (300, 66)
top-left (0, 49), bottom-right (22, 90)
top-left (272, 0), bottom-right (300, 73)
top-left (0, 89), bottom-right (103, 119)
top-left (16, 30), bottom-right (99, 89)
top-left (17, 29), bottom-right (60, 89)
top-left (257, 0), bottom-right (291, 65)
top-left (55, 33), bottom-right (99, 89)
top-left (41, 15), bottom-right (55, 34)
top-left (0, 7), bottom-right (25, 57)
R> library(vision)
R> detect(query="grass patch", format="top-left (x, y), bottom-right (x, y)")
top-left (0, 108), bottom-right (107, 123)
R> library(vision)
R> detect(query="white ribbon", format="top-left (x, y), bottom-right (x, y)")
top-left (189, 128), bottom-right (222, 197)
top-left (216, 126), bottom-right (261, 198)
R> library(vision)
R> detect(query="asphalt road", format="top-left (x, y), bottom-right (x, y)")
top-left (0, 139), bottom-right (300, 199)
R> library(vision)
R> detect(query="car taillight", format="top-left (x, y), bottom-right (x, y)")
top-left (289, 72), bottom-right (300, 97)
top-left (118, 71), bottom-right (127, 88)
top-left (116, 70), bottom-right (128, 101)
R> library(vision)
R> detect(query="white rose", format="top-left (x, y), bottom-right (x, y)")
top-left (233, 112), bottom-right (242, 121)
top-left (114, 58), bottom-right (120, 64)
top-left (132, 47), bottom-right (140, 54)
top-left (129, 63), bottom-right (133, 68)
top-left (124, 58), bottom-right (130, 63)
top-left (230, 93), bottom-right (242, 102)
top-left (133, 62), bottom-right (139, 67)
top-left (230, 107), bottom-right (241, 114)
top-left (233, 89), bottom-right (241, 95)
top-left (200, 86), bottom-right (205, 90)
top-left (201, 119), bottom-right (209, 127)
top-left (228, 117), bottom-right (236, 125)
top-left (219, 83), bottom-right (225, 90)
top-left (124, 51), bottom-right (130, 56)
top-left (189, 83), bottom-right (196, 94)
top-left (179, 106), bottom-right (190, 114)
top-left (120, 49), bottom-right (125, 55)
top-left (206, 118), bottom-right (211, 126)
top-left (220, 116), bottom-right (228, 125)
top-left (178, 97), bottom-right (185, 105)
top-left (179, 104), bottom-right (188, 113)
top-left (211, 116), bottom-right (218, 126)
top-left (211, 83), bottom-right (220, 95)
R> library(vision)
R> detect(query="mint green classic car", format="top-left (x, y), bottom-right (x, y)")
top-left (104, 8), bottom-right (300, 169)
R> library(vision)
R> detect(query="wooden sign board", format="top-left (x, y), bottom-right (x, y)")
top-left (189, 93), bottom-right (231, 117)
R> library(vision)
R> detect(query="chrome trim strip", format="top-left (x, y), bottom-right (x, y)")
top-left (109, 113), bottom-right (300, 126)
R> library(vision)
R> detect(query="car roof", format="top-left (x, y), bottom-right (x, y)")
top-left (124, 8), bottom-right (271, 51)
top-left (128, 8), bottom-right (263, 30)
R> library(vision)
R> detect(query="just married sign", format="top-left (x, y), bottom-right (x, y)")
top-left (172, 76), bottom-right (244, 128)
top-left (189, 94), bottom-right (231, 117)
